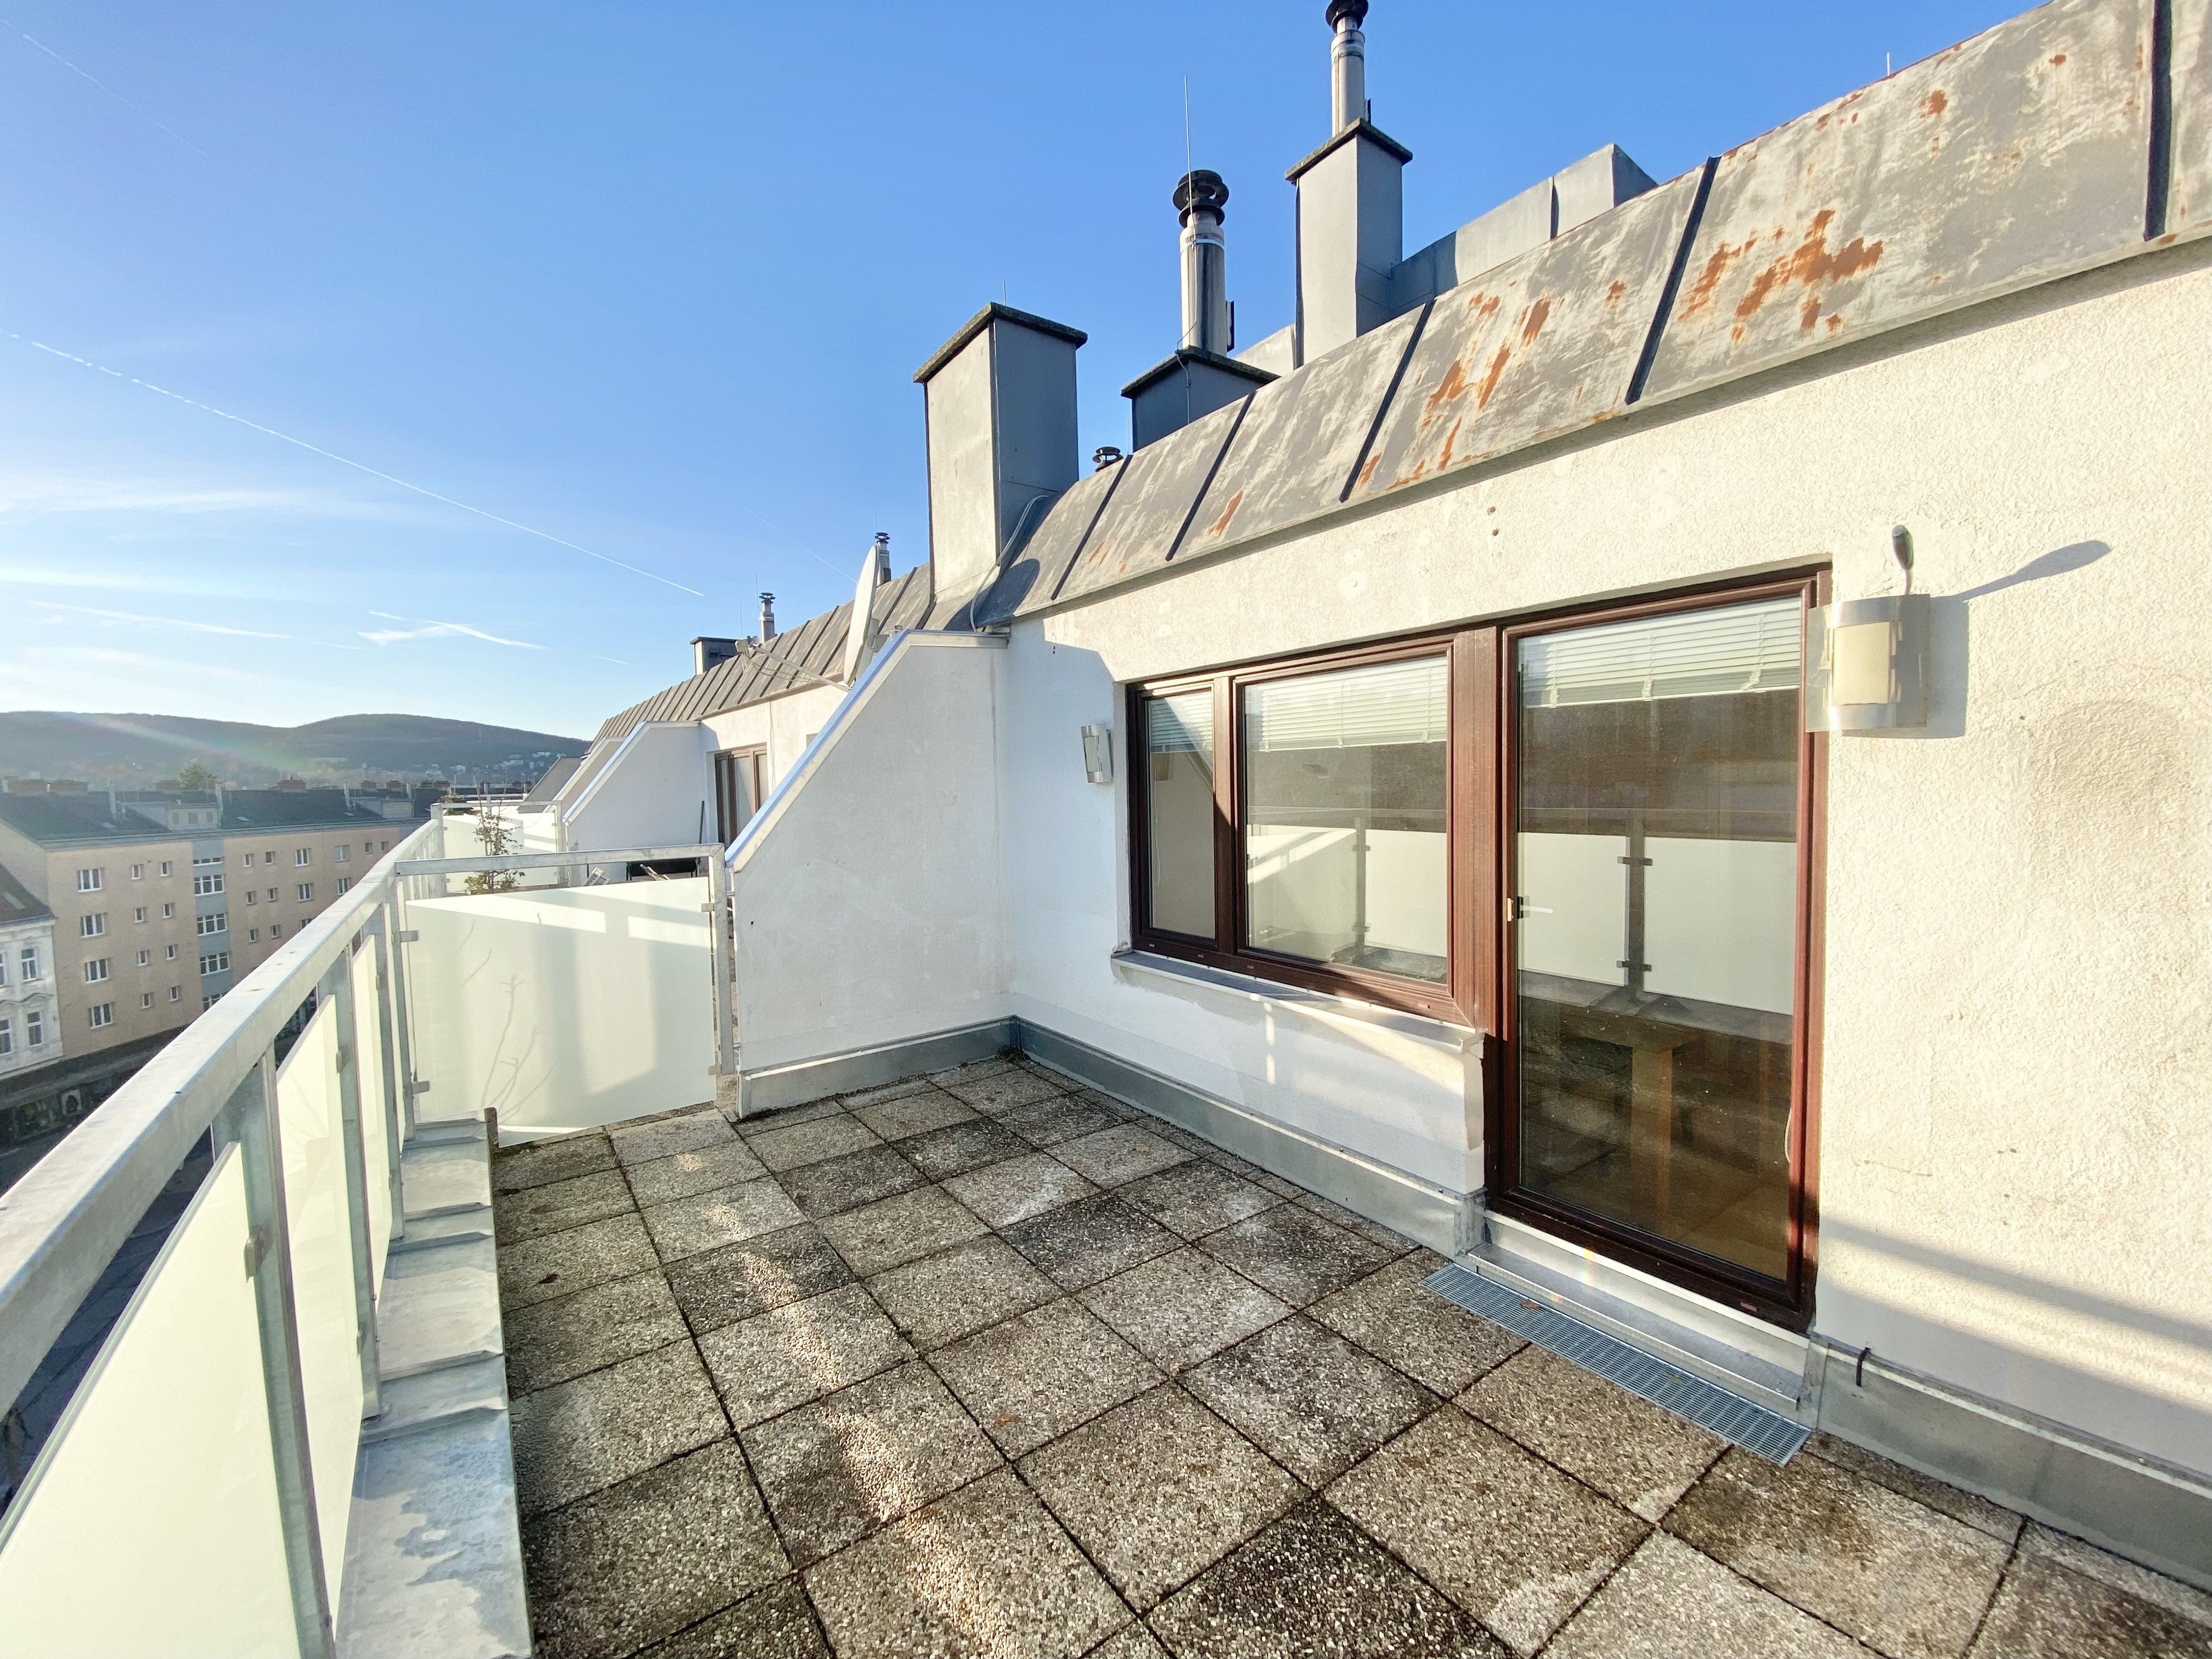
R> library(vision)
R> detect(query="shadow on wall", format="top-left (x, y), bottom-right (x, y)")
top-left (1872, 539), bottom-right (2111, 741)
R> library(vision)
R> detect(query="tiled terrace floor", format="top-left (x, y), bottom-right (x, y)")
top-left (491, 1056), bottom-right (2212, 1659)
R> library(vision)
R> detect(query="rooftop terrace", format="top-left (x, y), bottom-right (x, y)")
top-left (492, 1059), bottom-right (2212, 1659)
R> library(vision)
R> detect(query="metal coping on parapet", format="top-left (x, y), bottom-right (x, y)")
top-left (913, 302), bottom-right (1090, 384)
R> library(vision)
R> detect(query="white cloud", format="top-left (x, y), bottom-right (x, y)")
top-left (360, 612), bottom-right (543, 650)
top-left (27, 599), bottom-right (289, 640)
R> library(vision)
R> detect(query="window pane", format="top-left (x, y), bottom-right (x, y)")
top-left (1512, 595), bottom-right (1801, 1283)
top-left (1144, 692), bottom-right (1216, 938)
top-left (1242, 656), bottom-right (1448, 983)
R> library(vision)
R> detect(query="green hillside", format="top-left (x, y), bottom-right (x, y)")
top-left (0, 710), bottom-right (588, 785)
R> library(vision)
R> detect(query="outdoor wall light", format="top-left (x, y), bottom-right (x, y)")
top-left (1806, 526), bottom-right (1930, 732)
top-left (1081, 724), bottom-right (1114, 784)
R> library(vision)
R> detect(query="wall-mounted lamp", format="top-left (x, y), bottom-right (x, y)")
top-left (1806, 526), bottom-right (1930, 732)
top-left (1081, 724), bottom-right (1114, 784)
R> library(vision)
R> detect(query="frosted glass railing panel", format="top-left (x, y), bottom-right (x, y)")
top-left (352, 943), bottom-right (395, 1296)
top-left (405, 878), bottom-right (714, 1135)
top-left (276, 997), bottom-right (362, 1605)
top-left (1361, 829), bottom-right (1446, 958)
top-left (0, 1147), bottom-right (299, 1658)
top-left (1245, 827), bottom-right (1356, 961)
top-left (1644, 836), bottom-right (1798, 1015)
top-left (1517, 833), bottom-right (1630, 984)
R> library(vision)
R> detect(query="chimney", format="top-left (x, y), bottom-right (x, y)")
top-left (871, 531), bottom-right (892, 587)
top-left (759, 592), bottom-right (777, 640)
top-left (916, 303), bottom-right (1086, 620)
top-left (692, 636), bottom-right (740, 676)
top-left (1290, 0), bottom-right (1409, 365)
top-left (1121, 171), bottom-right (1277, 450)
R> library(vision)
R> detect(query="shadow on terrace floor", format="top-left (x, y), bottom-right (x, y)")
top-left (490, 1056), bottom-right (2212, 1659)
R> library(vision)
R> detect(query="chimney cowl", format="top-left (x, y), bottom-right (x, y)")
top-left (1325, 0), bottom-right (1368, 28)
top-left (759, 592), bottom-right (777, 640)
top-left (1173, 169), bottom-right (1230, 225)
top-left (1093, 446), bottom-right (1124, 471)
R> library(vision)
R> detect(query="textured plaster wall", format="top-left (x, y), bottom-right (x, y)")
top-left (1015, 246), bottom-right (2212, 1473)
top-left (702, 682), bottom-right (846, 802)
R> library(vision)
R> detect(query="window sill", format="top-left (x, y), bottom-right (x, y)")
top-left (1110, 949), bottom-right (1481, 1051)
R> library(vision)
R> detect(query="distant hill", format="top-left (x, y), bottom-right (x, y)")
top-left (0, 711), bottom-right (589, 786)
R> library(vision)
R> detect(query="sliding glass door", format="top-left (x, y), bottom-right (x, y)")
top-left (1502, 588), bottom-right (1814, 1317)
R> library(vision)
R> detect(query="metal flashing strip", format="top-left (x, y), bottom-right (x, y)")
top-left (1425, 1261), bottom-right (1812, 1464)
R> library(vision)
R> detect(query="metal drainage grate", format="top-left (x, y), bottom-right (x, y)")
top-left (1423, 1262), bottom-right (1810, 1465)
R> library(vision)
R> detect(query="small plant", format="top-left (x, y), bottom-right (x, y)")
top-left (462, 801), bottom-right (524, 894)
top-left (174, 760), bottom-right (218, 791)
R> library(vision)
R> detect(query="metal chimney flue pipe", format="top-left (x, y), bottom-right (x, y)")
top-left (1328, 0), bottom-right (1368, 132)
top-left (1174, 169), bottom-right (1232, 356)
top-left (871, 532), bottom-right (891, 587)
top-left (759, 592), bottom-right (777, 640)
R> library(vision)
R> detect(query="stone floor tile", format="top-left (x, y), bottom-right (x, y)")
top-left (663, 1222), bottom-right (854, 1335)
top-left (1543, 1532), bottom-right (1863, 1659)
top-left (742, 1359), bottom-right (1002, 1566)
top-left (626, 1139), bottom-right (772, 1209)
top-left (505, 1269), bottom-right (690, 1396)
top-left (934, 1056), bottom-right (1017, 1084)
top-left (735, 1096), bottom-right (849, 1129)
top-left (944, 1152), bottom-right (1100, 1227)
top-left (866, 1234), bottom-right (1059, 1350)
top-left (941, 1067), bottom-right (1068, 1114)
top-left (1195, 1205), bottom-right (1392, 1307)
top-left (495, 1131), bottom-right (616, 1194)
top-left (510, 1340), bottom-right (729, 1517)
top-left (1053, 1125), bottom-right (1194, 1188)
top-left (1069, 1086), bottom-right (1144, 1121)
top-left (747, 1113), bottom-right (882, 1172)
top-left (900, 1118), bottom-right (1034, 1182)
top-left (496, 1167), bottom-right (636, 1245)
top-left (1187, 1146), bottom-right (1304, 1200)
top-left (2012, 1522), bottom-right (2212, 1632)
top-left (1085, 1624), bottom-right (1169, 1658)
top-left (1460, 1345), bottom-right (1723, 1521)
top-left (777, 1144), bottom-right (928, 1219)
top-left (698, 1283), bottom-right (916, 1430)
top-left (636, 1581), bottom-right (828, 1659)
top-left (499, 1211), bottom-right (658, 1310)
top-left (1151, 1495), bottom-right (1506, 1659)
top-left (1184, 1315), bottom-right (1437, 1488)
top-left (611, 1108), bottom-right (738, 1169)
top-left (929, 1296), bottom-right (1163, 1456)
top-left (1284, 1190), bottom-right (1417, 1252)
top-left (1118, 1160), bottom-right (1282, 1241)
top-left (642, 1177), bottom-right (808, 1263)
top-left (1003, 1191), bottom-right (1184, 1291)
top-left (1806, 1433), bottom-right (2024, 1544)
top-left (1307, 1255), bottom-right (1525, 1394)
top-left (997, 1093), bottom-right (1127, 1149)
top-left (850, 1086), bottom-right (978, 1143)
top-left (1078, 1248), bottom-right (1293, 1373)
top-left (840, 1074), bottom-right (941, 1110)
top-left (1969, 1548), bottom-right (2212, 1658)
top-left (1018, 1383), bottom-right (1301, 1611)
top-left (1326, 1406), bottom-right (1647, 1654)
top-left (1667, 1446), bottom-right (2012, 1659)
top-left (819, 1183), bottom-right (991, 1276)
top-left (522, 1438), bottom-right (788, 1659)
top-left (804, 1466), bottom-right (1128, 1659)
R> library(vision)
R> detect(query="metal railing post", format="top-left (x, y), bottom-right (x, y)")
top-left (383, 889), bottom-right (421, 1136)
top-left (328, 949), bottom-right (382, 1420)
top-left (365, 914), bottom-right (407, 1240)
top-left (215, 1052), bottom-right (335, 1659)
top-left (708, 850), bottom-right (737, 1082)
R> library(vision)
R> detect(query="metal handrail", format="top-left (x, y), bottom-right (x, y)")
top-left (0, 816), bottom-right (443, 1418)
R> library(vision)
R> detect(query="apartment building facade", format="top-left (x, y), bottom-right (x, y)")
top-left (0, 865), bottom-right (58, 1084)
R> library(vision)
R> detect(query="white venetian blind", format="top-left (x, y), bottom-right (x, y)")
top-left (1146, 691), bottom-right (1215, 756)
top-left (1247, 657), bottom-right (1448, 752)
top-left (1518, 596), bottom-right (1802, 707)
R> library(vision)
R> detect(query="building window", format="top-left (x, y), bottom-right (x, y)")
top-left (297, 883), bottom-right (314, 902)
top-left (88, 1002), bottom-right (113, 1029)
top-left (0, 1017), bottom-right (11, 1055)
top-left (714, 748), bottom-right (768, 843)
top-left (140, 992), bottom-right (153, 1009)
top-left (20, 945), bottom-right (40, 980)
top-left (199, 951), bottom-right (229, 975)
top-left (0, 956), bottom-right (7, 987)
top-left (165, 944), bottom-right (178, 961)
top-left (246, 890), bottom-right (257, 905)
top-left (266, 888), bottom-right (278, 902)
top-left (263, 851), bottom-right (275, 865)
top-left (193, 871), bottom-right (224, 896)
top-left (335, 844), bottom-right (350, 862)
top-left (249, 928), bottom-right (260, 942)
top-left (269, 923), bottom-right (283, 939)
top-left (84, 957), bottom-right (110, 984)
top-left (201, 994), bottom-right (218, 1012)
top-left (334, 876), bottom-right (352, 895)
top-left (76, 867), bottom-right (102, 892)
top-left (196, 912), bottom-right (227, 936)
top-left (161, 902), bottom-right (175, 919)
top-left (136, 949), bottom-right (150, 967)
top-left (133, 906), bottom-right (146, 923)
top-left (27, 1009), bottom-right (44, 1045)
top-left (295, 848), bottom-right (311, 866)
top-left (159, 860), bottom-right (173, 877)
top-left (240, 852), bottom-right (254, 868)
top-left (131, 863), bottom-right (144, 881)
top-left (168, 985), bottom-right (180, 1002)
top-left (80, 913), bottom-right (106, 938)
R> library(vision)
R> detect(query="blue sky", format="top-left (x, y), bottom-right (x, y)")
top-left (0, 1), bottom-right (2020, 740)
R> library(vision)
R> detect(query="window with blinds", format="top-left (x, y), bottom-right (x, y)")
top-left (1517, 596), bottom-right (1801, 707)
top-left (1248, 656), bottom-right (1448, 750)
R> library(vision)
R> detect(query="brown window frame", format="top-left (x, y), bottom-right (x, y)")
top-left (1127, 628), bottom-right (1496, 1028)
top-left (1486, 572), bottom-right (1827, 1328)
top-left (713, 746), bottom-right (768, 845)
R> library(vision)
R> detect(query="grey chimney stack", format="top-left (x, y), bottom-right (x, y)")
top-left (691, 636), bottom-right (739, 676)
top-left (1329, 0), bottom-right (1367, 131)
top-left (871, 531), bottom-right (891, 587)
top-left (1175, 170), bottom-right (1232, 356)
top-left (759, 592), bottom-right (777, 640)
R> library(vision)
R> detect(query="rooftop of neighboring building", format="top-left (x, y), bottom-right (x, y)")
top-left (0, 862), bottom-right (50, 926)
top-left (0, 787), bottom-right (422, 848)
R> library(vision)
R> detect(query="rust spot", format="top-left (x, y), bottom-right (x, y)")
top-left (1605, 280), bottom-right (1627, 307)
top-left (1438, 417), bottom-right (1463, 470)
top-left (1729, 323), bottom-right (1747, 344)
top-left (1356, 454), bottom-right (1381, 490)
top-left (1677, 236), bottom-right (1751, 318)
top-left (1426, 356), bottom-right (1470, 412)
top-left (1519, 297), bottom-right (1551, 346)
top-left (2050, 52), bottom-right (2067, 66)
top-left (1472, 342), bottom-right (1513, 411)
top-left (1920, 89), bottom-right (1947, 118)
top-left (1825, 314), bottom-right (1843, 336)
top-left (1203, 490), bottom-right (1244, 539)
top-left (1733, 209), bottom-right (1883, 333)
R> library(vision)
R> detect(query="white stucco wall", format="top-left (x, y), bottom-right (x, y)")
top-left (702, 682), bottom-right (847, 808)
top-left (994, 245), bottom-right (2212, 1474)
top-left (561, 722), bottom-right (715, 852)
